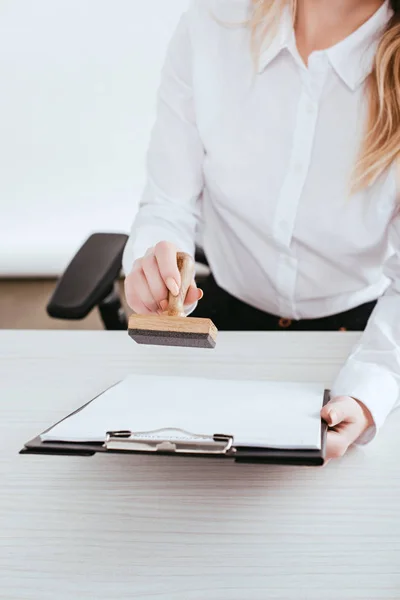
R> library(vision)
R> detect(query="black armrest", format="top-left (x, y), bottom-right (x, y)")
top-left (47, 233), bottom-right (128, 320)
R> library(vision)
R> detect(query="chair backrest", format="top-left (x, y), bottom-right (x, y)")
top-left (0, 0), bottom-right (189, 277)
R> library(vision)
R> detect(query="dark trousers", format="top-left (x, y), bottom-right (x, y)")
top-left (191, 276), bottom-right (377, 332)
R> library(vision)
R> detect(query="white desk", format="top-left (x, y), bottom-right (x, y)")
top-left (1, 330), bottom-right (399, 600)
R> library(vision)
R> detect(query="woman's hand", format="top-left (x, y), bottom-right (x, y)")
top-left (125, 241), bottom-right (202, 315)
top-left (321, 396), bottom-right (375, 461)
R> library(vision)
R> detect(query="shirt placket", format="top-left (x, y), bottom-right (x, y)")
top-left (273, 53), bottom-right (329, 318)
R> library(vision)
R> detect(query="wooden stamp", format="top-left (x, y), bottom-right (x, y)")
top-left (128, 252), bottom-right (218, 348)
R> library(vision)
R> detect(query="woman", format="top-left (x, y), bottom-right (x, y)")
top-left (123, 0), bottom-right (400, 459)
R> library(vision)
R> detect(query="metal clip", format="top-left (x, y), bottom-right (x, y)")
top-left (104, 428), bottom-right (235, 455)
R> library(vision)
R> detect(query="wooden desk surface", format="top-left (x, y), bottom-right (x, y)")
top-left (1, 330), bottom-right (399, 600)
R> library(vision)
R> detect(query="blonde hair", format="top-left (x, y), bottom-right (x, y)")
top-left (250, 0), bottom-right (400, 192)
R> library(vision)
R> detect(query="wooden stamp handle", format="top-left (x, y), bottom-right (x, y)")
top-left (168, 252), bottom-right (195, 317)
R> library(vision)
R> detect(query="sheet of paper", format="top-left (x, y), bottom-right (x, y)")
top-left (41, 375), bottom-right (325, 450)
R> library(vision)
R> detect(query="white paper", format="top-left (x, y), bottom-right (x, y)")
top-left (41, 375), bottom-right (325, 450)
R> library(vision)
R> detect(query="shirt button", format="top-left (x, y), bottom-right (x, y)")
top-left (279, 318), bottom-right (292, 329)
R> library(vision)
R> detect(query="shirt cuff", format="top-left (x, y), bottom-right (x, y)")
top-left (331, 361), bottom-right (399, 445)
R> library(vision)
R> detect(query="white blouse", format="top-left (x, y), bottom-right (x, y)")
top-left (123, 0), bottom-right (400, 440)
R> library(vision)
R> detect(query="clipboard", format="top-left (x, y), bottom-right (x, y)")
top-left (20, 386), bottom-right (330, 466)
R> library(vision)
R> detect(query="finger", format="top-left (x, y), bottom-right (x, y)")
top-left (131, 298), bottom-right (154, 315)
top-left (325, 414), bottom-right (366, 460)
top-left (159, 299), bottom-right (169, 312)
top-left (321, 405), bottom-right (344, 428)
top-left (154, 241), bottom-right (181, 296)
top-left (125, 271), bottom-right (153, 315)
top-left (325, 430), bottom-right (350, 460)
top-left (159, 285), bottom-right (203, 313)
top-left (184, 284), bottom-right (203, 306)
top-left (130, 268), bottom-right (159, 313)
top-left (321, 396), bottom-right (355, 427)
top-left (141, 253), bottom-right (168, 307)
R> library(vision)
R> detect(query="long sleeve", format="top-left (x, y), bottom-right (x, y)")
top-left (122, 6), bottom-right (204, 275)
top-left (332, 214), bottom-right (400, 443)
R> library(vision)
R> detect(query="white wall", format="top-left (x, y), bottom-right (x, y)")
top-left (0, 0), bottom-right (189, 276)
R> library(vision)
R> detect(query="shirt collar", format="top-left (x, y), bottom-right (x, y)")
top-left (257, 1), bottom-right (393, 90)
top-left (327, 1), bottom-right (393, 90)
top-left (257, 4), bottom-right (296, 74)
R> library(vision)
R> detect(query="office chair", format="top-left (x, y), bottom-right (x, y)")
top-left (46, 233), bottom-right (210, 330)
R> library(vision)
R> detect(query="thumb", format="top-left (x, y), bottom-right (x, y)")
top-left (184, 283), bottom-right (203, 306)
top-left (321, 398), bottom-right (348, 427)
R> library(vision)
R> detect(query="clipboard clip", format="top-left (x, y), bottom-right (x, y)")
top-left (104, 428), bottom-right (235, 455)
